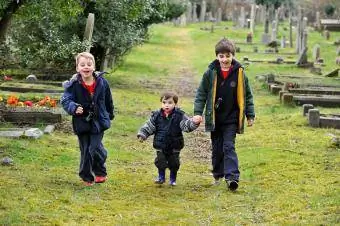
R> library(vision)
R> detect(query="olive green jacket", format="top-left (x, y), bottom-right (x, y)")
top-left (194, 59), bottom-right (255, 133)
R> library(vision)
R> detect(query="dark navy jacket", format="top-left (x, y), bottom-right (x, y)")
top-left (137, 108), bottom-right (199, 151)
top-left (61, 72), bottom-right (114, 135)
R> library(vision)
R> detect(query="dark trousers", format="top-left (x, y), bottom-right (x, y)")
top-left (77, 132), bottom-right (107, 182)
top-left (211, 123), bottom-right (239, 181)
top-left (154, 150), bottom-right (180, 173)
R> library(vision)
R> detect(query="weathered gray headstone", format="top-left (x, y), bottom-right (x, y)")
top-left (261, 33), bottom-right (271, 44)
top-left (315, 11), bottom-right (321, 31)
top-left (281, 36), bottom-right (286, 48)
top-left (324, 30), bottom-right (330, 40)
top-left (246, 33), bottom-right (253, 43)
top-left (216, 8), bottom-right (222, 24)
top-left (186, 2), bottom-right (192, 23)
top-left (26, 74), bottom-right (37, 83)
top-left (308, 109), bottom-right (320, 127)
top-left (250, 4), bottom-right (256, 33)
top-left (312, 44), bottom-right (320, 62)
top-left (296, 47), bottom-right (308, 66)
top-left (192, 3), bottom-right (197, 22)
top-left (180, 14), bottom-right (187, 26)
top-left (302, 104), bottom-right (314, 116)
top-left (239, 6), bottom-right (245, 28)
top-left (84, 13), bottom-right (94, 52)
top-left (200, 0), bottom-right (206, 22)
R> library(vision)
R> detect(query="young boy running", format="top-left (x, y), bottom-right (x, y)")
top-left (61, 52), bottom-right (114, 186)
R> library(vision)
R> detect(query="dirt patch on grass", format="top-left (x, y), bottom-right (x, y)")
top-left (183, 125), bottom-right (211, 162)
top-left (55, 120), bottom-right (73, 134)
top-left (138, 67), bottom-right (198, 97)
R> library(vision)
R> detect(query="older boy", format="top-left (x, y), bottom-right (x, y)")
top-left (137, 92), bottom-right (200, 186)
top-left (193, 38), bottom-right (255, 191)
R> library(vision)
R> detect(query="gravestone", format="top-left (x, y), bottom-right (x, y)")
top-left (250, 4), bottom-right (256, 33)
top-left (84, 13), bottom-right (94, 52)
top-left (246, 33), bottom-right (253, 43)
top-left (239, 7), bottom-right (245, 28)
top-left (315, 11), bottom-right (321, 31)
top-left (186, 2), bottom-right (192, 23)
top-left (180, 14), bottom-right (187, 26)
top-left (324, 30), bottom-right (330, 40)
top-left (281, 36), bottom-right (286, 48)
top-left (302, 104), bottom-right (314, 116)
top-left (296, 47), bottom-right (308, 66)
top-left (308, 109), bottom-right (320, 127)
top-left (192, 3), bottom-right (197, 22)
top-left (216, 8), bottom-right (222, 24)
top-left (26, 74), bottom-right (37, 83)
top-left (310, 66), bottom-right (322, 75)
top-left (312, 44), bottom-right (320, 62)
top-left (261, 33), bottom-right (271, 44)
top-left (200, 0), bottom-right (206, 22)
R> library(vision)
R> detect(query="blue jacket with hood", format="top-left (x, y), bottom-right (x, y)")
top-left (61, 72), bottom-right (114, 135)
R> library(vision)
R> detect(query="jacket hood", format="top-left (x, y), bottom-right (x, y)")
top-left (62, 71), bottom-right (106, 89)
top-left (208, 59), bottom-right (242, 73)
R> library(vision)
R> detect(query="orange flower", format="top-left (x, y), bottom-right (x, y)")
top-left (7, 95), bottom-right (19, 106)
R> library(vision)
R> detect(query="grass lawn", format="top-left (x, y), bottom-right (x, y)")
top-left (0, 21), bottom-right (339, 225)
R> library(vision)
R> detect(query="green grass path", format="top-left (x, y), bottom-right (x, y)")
top-left (0, 22), bottom-right (339, 225)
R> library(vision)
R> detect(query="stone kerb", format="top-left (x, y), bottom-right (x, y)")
top-left (304, 106), bottom-right (340, 129)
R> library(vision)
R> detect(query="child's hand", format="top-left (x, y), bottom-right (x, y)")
top-left (137, 135), bottom-right (145, 143)
top-left (192, 115), bottom-right (203, 124)
top-left (75, 106), bottom-right (84, 115)
top-left (247, 118), bottom-right (254, 127)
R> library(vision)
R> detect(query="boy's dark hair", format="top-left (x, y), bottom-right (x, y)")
top-left (160, 92), bottom-right (178, 104)
top-left (215, 38), bottom-right (235, 56)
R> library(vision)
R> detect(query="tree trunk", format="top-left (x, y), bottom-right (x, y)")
top-left (0, 1), bottom-right (24, 42)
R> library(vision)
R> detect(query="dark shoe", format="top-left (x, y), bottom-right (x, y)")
top-left (154, 177), bottom-right (165, 184)
top-left (226, 180), bottom-right (238, 191)
top-left (169, 171), bottom-right (177, 186)
top-left (95, 176), bottom-right (107, 183)
top-left (169, 180), bottom-right (176, 186)
top-left (155, 169), bottom-right (165, 184)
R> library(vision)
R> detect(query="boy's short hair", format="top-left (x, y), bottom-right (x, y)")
top-left (76, 52), bottom-right (96, 68)
top-left (160, 92), bottom-right (178, 104)
top-left (215, 38), bottom-right (235, 56)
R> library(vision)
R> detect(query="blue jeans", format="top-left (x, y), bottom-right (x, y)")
top-left (211, 124), bottom-right (239, 181)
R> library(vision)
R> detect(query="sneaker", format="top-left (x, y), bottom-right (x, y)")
top-left (95, 176), bottom-right (107, 183)
top-left (83, 181), bottom-right (94, 186)
top-left (226, 180), bottom-right (238, 191)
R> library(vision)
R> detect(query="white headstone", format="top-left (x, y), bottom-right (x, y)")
top-left (200, 0), bottom-right (207, 22)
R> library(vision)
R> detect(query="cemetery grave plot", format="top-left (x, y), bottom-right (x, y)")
top-left (302, 104), bottom-right (340, 129)
top-left (260, 74), bottom-right (340, 108)
top-left (0, 81), bottom-right (64, 93)
top-left (0, 75), bottom-right (65, 131)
